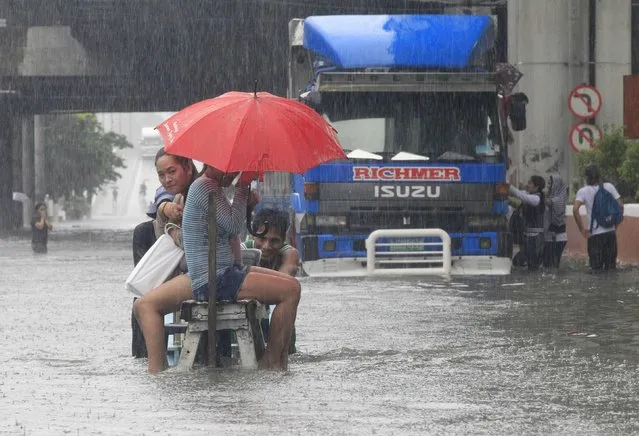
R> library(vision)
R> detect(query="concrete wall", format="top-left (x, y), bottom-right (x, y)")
top-left (507, 0), bottom-right (589, 189)
top-left (507, 0), bottom-right (631, 193)
top-left (566, 204), bottom-right (639, 265)
top-left (18, 26), bottom-right (99, 76)
top-left (594, 0), bottom-right (632, 128)
top-left (0, 27), bottom-right (26, 76)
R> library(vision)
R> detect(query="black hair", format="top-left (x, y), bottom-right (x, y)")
top-left (155, 148), bottom-right (199, 178)
top-left (584, 164), bottom-right (600, 185)
top-left (530, 175), bottom-right (545, 192)
top-left (252, 208), bottom-right (290, 239)
top-left (529, 175), bottom-right (546, 207)
top-left (154, 148), bottom-right (200, 198)
top-left (33, 202), bottom-right (46, 218)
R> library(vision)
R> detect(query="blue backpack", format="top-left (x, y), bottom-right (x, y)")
top-left (590, 183), bottom-right (623, 231)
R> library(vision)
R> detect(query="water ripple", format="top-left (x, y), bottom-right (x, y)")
top-left (2, 233), bottom-right (639, 435)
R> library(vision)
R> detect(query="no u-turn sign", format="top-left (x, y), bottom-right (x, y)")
top-left (569, 123), bottom-right (602, 152)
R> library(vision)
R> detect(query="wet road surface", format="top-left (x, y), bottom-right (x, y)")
top-left (2, 223), bottom-right (639, 435)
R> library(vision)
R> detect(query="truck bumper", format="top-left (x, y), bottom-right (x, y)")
top-left (301, 255), bottom-right (511, 277)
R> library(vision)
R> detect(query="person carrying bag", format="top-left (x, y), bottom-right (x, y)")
top-left (126, 223), bottom-right (184, 297)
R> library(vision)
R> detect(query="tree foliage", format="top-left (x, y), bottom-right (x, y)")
top-left (620, 142), bottom-right (639, 197)
top-left (43, 114), bottom-right (132, 200)
top-left (577, 126), bottom-right (639, 200)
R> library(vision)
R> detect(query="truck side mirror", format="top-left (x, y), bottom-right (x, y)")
top-left (508, 92), bottom-right (529, 132)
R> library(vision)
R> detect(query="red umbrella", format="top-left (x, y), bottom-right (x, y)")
top-left (156, 91), bottom-right (346, 174)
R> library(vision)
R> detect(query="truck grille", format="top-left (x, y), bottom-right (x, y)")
top-left (347, 211), bottom-right (467, 232)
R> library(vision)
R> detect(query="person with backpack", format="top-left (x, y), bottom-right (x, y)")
top-left (509, 176), bottom-right (546, 271)
top-left (573, 164), bottom-right (624, 271)
top-left (543, 173), bottom-right (568, 268)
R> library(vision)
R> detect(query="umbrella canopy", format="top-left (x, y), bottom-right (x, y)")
top-left (156, 91), bottom-right (346, 174)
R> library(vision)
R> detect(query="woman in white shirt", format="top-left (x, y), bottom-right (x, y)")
top-left (573, 164), bottom-right (623, 271)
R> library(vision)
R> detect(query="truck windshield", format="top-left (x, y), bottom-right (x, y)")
top-left (319, 92), bottom-right (502, 162)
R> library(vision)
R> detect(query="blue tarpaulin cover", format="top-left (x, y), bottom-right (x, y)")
top-left (303, 15), bottom-right (494, 69)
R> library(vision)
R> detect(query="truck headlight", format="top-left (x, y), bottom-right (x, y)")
top-left (315, 215), bottom-right (347, 226)
top-left (479, 238), bottom-right (492, 249)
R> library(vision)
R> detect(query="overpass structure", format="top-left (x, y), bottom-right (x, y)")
top-left (2, 0), bottom-right (495, 113)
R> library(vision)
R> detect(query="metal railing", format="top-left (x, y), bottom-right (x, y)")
top-left (365, 228), bottom-right (451, 276)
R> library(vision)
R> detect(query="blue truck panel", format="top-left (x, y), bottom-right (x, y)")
top-left (312, 232), bottom-right (500, 258)
top-left (303, 162), bottom-right (505, 183)
top-left (303, 15), bottom-right (494, 69)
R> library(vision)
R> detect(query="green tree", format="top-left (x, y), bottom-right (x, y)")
top-left (43, 114), bottom-right (132, 200)
top-left (577, 125), bottom-right (639, 200)
top-left (620, 142), bottom-right (639, 200)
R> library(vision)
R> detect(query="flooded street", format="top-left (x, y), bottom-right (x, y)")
top-left (2, 224), bottom-right (639, 435)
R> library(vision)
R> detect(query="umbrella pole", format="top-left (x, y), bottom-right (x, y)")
top-left (246, 185), bottom-right (254, 237)
top-left (207, 192), bottom-right (217, 366)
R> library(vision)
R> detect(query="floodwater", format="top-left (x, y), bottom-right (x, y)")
top-left (2, 222), bottom-right (639, 435)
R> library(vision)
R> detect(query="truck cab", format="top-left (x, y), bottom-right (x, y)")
top-left (264, 14), bottom-right (527, 276)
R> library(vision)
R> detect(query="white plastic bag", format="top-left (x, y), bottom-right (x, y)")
top-left (125, 230), bottom-right (184, 297)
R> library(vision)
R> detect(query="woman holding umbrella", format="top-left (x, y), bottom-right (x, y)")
top-left (134, 163), bottom-right (300, 373)
top-left (142, 90), bottom-right (344, 373)
top-left (182, 165), bottom-right (300, 371)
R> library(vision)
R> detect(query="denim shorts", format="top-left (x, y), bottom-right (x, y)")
top-left (193, 264), bottom-right (249, 302)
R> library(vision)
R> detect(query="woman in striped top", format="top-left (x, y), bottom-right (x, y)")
top-left (183, 165), bottom-right (301, 371)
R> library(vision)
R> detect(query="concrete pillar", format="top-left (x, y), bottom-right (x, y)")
top-left (11, 114), bottom-right (22, 227)
top-left (21, 116), bottom-right (34, 227)
top-left (595, 0), bottom-right (632, 127)
top-left (508, 0), bottom-right (589, 191)
top-left (33, 114), bottom-right (45, 203)
top-left (0, 110), bottom-right (13, 231)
